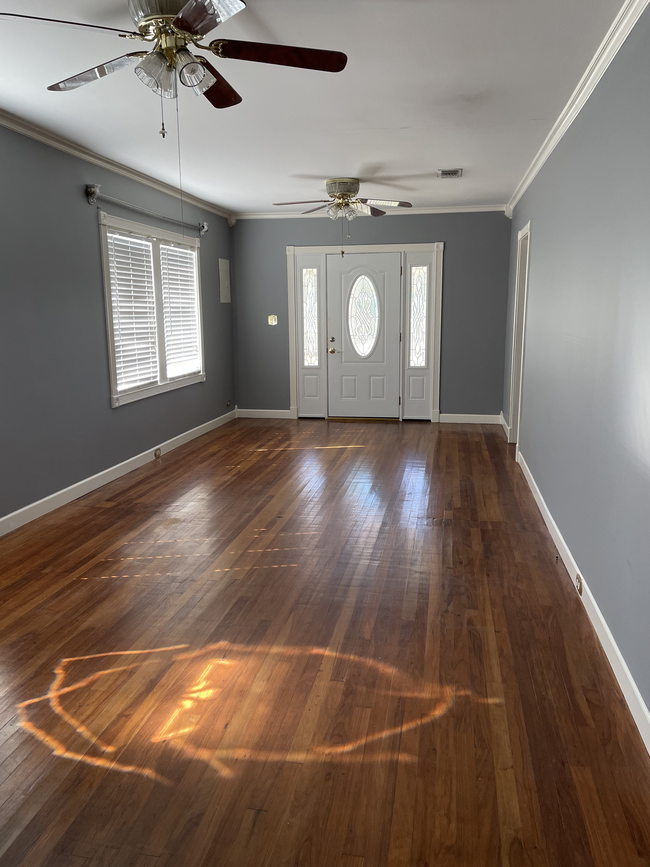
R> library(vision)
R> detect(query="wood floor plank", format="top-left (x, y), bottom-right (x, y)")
top-left (0, 419), bottom-right (649, 867)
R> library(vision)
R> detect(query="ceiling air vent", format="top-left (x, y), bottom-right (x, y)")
top-left (438, 168), bottom-right (463, 179)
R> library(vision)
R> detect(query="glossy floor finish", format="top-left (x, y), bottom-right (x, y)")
top-left (1, 420), bottom-right (649, 867)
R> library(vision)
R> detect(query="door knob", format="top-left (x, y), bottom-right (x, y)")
top-left (328, 348), bottom-right (338, 354)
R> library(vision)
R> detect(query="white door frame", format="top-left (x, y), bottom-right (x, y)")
top-left (287, 243), bottom-right (444, 421)
top-left (508, 222), bottom-right (531, 451)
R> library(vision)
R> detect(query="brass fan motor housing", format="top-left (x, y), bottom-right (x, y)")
top-left (326, 178), bottom-right (360, 201)
top-left (134, 15), bottom-right (177, 36)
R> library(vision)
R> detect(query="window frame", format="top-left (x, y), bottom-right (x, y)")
top-left (99, 211), bottom-right (205, 408)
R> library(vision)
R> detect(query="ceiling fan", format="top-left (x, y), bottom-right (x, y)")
top-left (274, 178), bottom-right (413, 219)
top-left (0, 1), bottom-right (348, 109)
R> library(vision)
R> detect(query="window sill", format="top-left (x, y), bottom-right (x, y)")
top-left (111, 373), bottom-right (206, 408)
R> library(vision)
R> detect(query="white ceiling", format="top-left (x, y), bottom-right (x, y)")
top-left (0, 0), bottom-right (626, 216)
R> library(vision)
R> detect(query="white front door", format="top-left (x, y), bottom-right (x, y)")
top-left (326, 252), bottom-right (401, 418)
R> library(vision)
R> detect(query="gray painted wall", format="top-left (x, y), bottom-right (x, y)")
top-left (0, 124), bottom-right (234, 518)
top-left (232, 212), bottom-right (511, 414)
top-left (503, 9), bottom-right (650, 704)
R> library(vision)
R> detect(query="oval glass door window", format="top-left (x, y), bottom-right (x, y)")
top-left (348, 275), bottom-right (379, 357)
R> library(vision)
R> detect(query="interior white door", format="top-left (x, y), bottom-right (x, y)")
top-left (326, 252), bottom-right (401, 418)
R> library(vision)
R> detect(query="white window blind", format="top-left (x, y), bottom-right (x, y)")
top-left (160, 244), bottom-right (201, 379)
top-left (101, 213), bottom-right (205, 408)
top-left (107, 233), bottom-right (159, 391)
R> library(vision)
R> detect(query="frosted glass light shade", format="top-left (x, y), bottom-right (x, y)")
top-left (156, 62), bottom-right (178, 99)
top-left (135, 51), bottom-right (166, 89)
top-left (343, 205), bottom-right (358, 220)
top-left (135, 51), bottom-right (178, 98)
top-left (191, 65), bottom-right (217, 95)
top-left (176, 48), bottom-right (206, 86)
top-left (326, 203), bottom-right (340, 220)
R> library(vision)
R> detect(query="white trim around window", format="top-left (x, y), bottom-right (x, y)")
top-left (99, 211), bottom-right (205, 408)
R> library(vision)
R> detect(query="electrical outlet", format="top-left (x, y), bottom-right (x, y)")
top-left (576, 574), bottom-right (583, 596)
top-left (154, 448), bottom-right (162, 460)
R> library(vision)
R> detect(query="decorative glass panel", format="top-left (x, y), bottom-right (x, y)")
top-left (409, 265), bottom-right (428, 367)
top-left (348, 275), bottom-right (379, 358)
top-left (302, 268), bottom-right (319, 366)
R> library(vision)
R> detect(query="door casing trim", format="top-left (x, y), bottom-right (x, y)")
top-left (287, 243), bottom-right (444, 422)
top-left (508, 222), bottom-right (532, 450)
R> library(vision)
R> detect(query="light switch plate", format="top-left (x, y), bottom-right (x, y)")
top-left (268, 315), bottom-right (278, 326)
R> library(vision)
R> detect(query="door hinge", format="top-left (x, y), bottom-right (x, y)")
top-left (400, 332), bottom-right (402, 342)
top-left (399, 396), bottom-right (401, 405)
top-left (400, 266), bottom-right (403, 276)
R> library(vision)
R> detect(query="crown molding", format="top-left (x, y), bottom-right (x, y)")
top-left (235, 204), bottom-right (508, 220)
top-left (507, 0), bottom-right (650, 215)
top-left (0, 108), bottom-right (233, 220)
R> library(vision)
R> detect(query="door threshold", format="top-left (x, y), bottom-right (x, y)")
top-left (327, 417), bottom-right (400, 424)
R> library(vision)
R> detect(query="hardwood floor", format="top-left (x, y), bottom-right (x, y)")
top-left (1, 419), bottom-right (649, 867)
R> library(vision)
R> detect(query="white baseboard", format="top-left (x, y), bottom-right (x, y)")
top-left (0, 410), bottom-right (236, 539)
top-left (500, 411), bottom-right (511, 438)
top-left (235, 407), bottom-right (298, 419)
top-left (439, 413), bottom-right (502, 424)
top-left (517, 452), bottom-right (650, 753)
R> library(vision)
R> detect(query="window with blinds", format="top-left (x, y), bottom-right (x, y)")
top-left (160, 244), bottom-right (201, 379)
top-left (101, 213), bottom-right (204, 407)
top-left (107, 233), bottom-right (159, 391)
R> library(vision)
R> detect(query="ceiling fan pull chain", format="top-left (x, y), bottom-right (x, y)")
top-left (176, 95), bottom-right (186, 237)
top-left (159, 93), bottom-right (167, 138)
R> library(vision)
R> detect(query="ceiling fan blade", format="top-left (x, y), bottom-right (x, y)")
top-left (173, 0), bottom-right (245, 37)
top-left (47, 52), bottom-right (147, 92)
top-left (0, 12), bottom-right (139, 36)
top-left (354, 203), bottom-right (386, 217)
top-left (210, 39), bottom-right (347, 73)
top-left (302, 205), bottom-right (328, 215)
top-left (273, 200), bottom-right (329, 206)
top-left (199, 59), bottom-right (242, 108)
top-left (358, 198), bottom-right (413, 209)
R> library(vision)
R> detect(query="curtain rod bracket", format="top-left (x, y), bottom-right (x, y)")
top-left (86, 184), bottom-right (101, 206)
